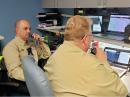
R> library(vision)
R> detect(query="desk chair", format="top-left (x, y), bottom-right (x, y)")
top-left (21, 55), bottom-right (54, 96)
top-left (0, 56), bottom-right (29, 96)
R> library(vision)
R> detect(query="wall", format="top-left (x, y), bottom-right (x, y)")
top-left (42, 8), bottom-right (74, 25)
top-left (59, 8), bottom-right (74, 25)
top-left (0, 0), bottom-right (42, 51)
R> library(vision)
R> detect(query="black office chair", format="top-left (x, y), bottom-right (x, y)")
top-left (0, 56), bottom-right (30, 96)
top-left (22, 55), bottom-right (54, 96)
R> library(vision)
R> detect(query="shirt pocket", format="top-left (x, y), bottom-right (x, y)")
top-left (18, 46), bottom-right (28, 59)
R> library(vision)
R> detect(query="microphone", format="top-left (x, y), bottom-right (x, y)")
top-left (29, 33), bottom-right (41, 41)
top-left (29, 33), bottom-right (34, 39)
top-left (28, 33), bottom-right (46, 46)
top-left (28, 33), bottom-right (39, 46)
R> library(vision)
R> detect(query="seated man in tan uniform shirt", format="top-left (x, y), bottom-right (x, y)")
top-left (3, 19), bottom-right (51, 82)
top-left (44, 15), bottom-right (128, 97)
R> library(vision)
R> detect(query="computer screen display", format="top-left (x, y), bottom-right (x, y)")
top-left (117, 52), bottom-right (130, 64)
top-left (86, 16), bottom-right (102, 33)
top-left (108, 15), bottom-right (130, 33)
top-left (105, 49), bottom-right (119, 63)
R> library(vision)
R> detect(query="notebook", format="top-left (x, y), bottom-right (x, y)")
top-left (104, 47), bottom-right (130, 77)
top-left (104, 47), bottom-right (130, 67)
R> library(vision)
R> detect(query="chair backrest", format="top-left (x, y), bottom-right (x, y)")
top-left (0, 56), bottom-right (24, 96)
top-left (0, 56), bottom-right (9, 82)
top-left (21, 55), bottom-right (54, 96)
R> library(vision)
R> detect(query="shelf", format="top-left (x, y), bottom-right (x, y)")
top-left (37, 26), bottom-right (65, 35)
top-left (0, 35), bottom-right (4, 40)
top-left (36, 15), bottom-right (46, 18)
top-left (36, 13), bottom-right (60, 18)
top-left (61, 14), bottom-right (73, 18)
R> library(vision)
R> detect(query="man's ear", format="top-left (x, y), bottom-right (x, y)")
top-left (81, 35), bottom-right (87, 47)
top-left (81, 35), bottom-right (89, 51)
top-left (82, 35), bottom-right (87, 43)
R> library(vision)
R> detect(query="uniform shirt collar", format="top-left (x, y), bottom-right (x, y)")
top-left (63, 41), bottom-right (86, 53)
top-left (15, 36), bottom-right (26, 45)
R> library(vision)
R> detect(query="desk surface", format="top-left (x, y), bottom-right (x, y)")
top-left (94, 35), bottom-right (130, 48)
top-left (121, 71), bottom-right (130, 95)
top-left (38, 27), bottom-right (130, 48)
top-left (0, 35), bottom-right (4, 40)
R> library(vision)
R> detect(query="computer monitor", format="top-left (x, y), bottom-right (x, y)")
top-left (86, 16), bottom-right (102, 33)
top-left (108, 15), bottom-right (130, 34)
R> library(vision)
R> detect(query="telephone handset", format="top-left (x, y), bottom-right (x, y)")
top-left (90, 41), bottom-right (98, 55)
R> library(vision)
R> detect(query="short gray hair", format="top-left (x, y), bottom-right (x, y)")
top-left (64, 15), bottom-right (92, 41)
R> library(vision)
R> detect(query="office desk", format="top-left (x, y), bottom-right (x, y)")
top-left (94, 35), bottom-right (130, 49)
top-left (37, 27), bottom-right (130, 48)
top-left (121, 71), bottom-right (130, 95)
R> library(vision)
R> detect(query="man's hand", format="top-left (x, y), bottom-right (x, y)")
top-left (95, 46), bottom-right (108, 62)
top-left (55, 32), bottom-right (61, 37)
top-left (32, 33), bottom-right (42, 41)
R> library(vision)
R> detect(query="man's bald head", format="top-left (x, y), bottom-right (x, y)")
top-left (15, 19), bottom-right (30, 28)
top-left (15, 19), bottom-right (31, 41)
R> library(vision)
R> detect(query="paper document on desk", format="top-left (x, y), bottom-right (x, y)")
top-left (111, 66), bottom-right (127, 78)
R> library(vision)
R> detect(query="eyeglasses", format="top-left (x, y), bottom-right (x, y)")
top-left (86, 34), bottom-right (93, 37)
top-left (84, 34), bottom-right (93, 38)
top-left (83, 34), bottom-right (94, 41)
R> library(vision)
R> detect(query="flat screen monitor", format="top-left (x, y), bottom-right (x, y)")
top-left (108, 15), bottom-right (130, 33)
top-left (86, 16), bottom-right (102, 33)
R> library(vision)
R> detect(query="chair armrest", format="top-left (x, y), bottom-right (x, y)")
top-left (0, 82), bottom-right (19, 87)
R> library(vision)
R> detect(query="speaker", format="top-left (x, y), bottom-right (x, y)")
top-left (124, 24), bottom-right (130, 43)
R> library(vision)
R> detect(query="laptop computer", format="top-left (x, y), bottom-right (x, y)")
top-left (104, 47), bottom-right (130, 77)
